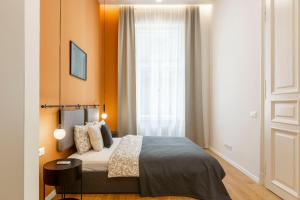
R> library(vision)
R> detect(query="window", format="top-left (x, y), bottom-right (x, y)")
top-left (135, 7), bottom-right (185, 137)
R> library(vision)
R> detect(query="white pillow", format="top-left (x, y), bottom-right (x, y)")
top-left (74, 125), bottom-right (91, 154)
top-left (88, 124), bottom-right (104, 152)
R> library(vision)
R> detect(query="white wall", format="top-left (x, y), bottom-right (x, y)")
top-left (0, 0), bottom-right (39, 199)
top-left (210, 0), bottom-right (261, 181)
top-left (0, 0), bottom-right (25, 198)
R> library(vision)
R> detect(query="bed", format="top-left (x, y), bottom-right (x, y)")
top-left (56, 108), bottom-right (231, 200)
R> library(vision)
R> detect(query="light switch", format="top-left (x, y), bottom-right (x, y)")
top-left (39, 147), bottom-right (45, 157)
top-left (250, 111), bottom-right (257, 119)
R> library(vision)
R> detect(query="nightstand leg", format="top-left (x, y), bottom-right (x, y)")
top-left (81, 178), bottom-right (83, 200)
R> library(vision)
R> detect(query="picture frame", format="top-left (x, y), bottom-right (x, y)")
top-left (70, 41), bottom-right (87, 81)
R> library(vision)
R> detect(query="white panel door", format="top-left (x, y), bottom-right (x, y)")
top-left (265, 0), bottom-right (300, 199)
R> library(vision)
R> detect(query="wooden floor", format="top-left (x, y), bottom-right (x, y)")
top-left (54, 151), bottom-right (281, 200)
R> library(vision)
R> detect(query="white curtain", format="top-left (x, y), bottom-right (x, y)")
top-left (135, 7), bottom-right (186, 137)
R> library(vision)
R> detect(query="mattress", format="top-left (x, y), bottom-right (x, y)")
top-left (69, 138), bottom-right (121, 171)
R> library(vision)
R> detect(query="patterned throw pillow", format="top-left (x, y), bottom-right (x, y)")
top-left (74, 125), bottom-right (91, 154)
top-left (88, 124), bottom-right (104, 152)
top-left (85, 121), bottom-right (98, 127)
top-left (86, 120), bottom-right (105, 127)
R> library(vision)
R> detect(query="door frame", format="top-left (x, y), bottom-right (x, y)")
top-left (24, 0), bottom-right (40, 199)
top-left (259, 0), bottom-right (266, 185)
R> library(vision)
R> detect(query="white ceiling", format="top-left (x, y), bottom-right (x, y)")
top-left (98, 0), bottom-right (214, 5)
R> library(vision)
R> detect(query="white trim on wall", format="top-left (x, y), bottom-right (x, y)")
top-left (259, 0), bottom-right (266, 186)
top-left (24, 0), bottom-right (40, 199)
top-left (210, 147), bottom-right (260, 183)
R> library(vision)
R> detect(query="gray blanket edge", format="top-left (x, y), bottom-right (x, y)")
top-left (139, 136), bottom-right (231, 200)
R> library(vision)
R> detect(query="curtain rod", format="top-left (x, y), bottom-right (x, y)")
top-left (41, 104), bottom-right (100, 109)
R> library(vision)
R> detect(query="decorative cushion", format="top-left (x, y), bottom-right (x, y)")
top-left (101, 124), bottom-right (114, 148)
top-left (88, 124), bottom-right (104, 152)
top-left (85, 121), bottom-right (98, 127)
top-left (74, 125), bottom-right (91, 154)
top-left (86, 120), bottom-right (105, 127)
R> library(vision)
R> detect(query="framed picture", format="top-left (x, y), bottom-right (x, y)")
top-left (70, 41), bottom-right (87, 81)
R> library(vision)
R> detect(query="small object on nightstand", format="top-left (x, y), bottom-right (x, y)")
top-left (43, 158), bottom-right (82, 200)
top-left (57, 160), bottom-right (71, 165)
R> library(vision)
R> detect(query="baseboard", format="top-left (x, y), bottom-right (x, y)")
top-left (45, 189), bottom-right (56, 200)
top-left (209, 147), bottom-right (260, 183)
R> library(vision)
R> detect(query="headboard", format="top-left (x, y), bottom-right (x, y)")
top-left (57, 109), bottom-right (84, 152)
top-left (84, 107), bottom-right (99, 123)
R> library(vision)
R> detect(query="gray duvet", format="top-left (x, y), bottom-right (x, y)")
top-left (139, 136), bottom-right (231, 200)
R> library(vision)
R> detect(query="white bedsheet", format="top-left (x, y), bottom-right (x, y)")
top-left (69, 138), bottom-right (121, 171)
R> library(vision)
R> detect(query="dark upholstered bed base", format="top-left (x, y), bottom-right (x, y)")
top-left (56, 171), bottom-right (140, 194)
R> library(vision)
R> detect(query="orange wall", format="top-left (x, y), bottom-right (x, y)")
top-left (101, 6), bottom-right (120, 131)
top-left (61, 0), bottom-right (103, 105)
top-left (39, 0), bottom-right (103, 199)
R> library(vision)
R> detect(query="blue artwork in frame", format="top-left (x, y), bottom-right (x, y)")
top-left (70, 41), bottom-right (87, 81)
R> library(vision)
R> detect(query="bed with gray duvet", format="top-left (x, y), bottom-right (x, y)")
top-left (60, 135), bottom-right (231, 200)
top-left (57, 108), bottom-right (230, 199)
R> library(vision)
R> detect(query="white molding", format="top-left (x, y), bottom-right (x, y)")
top-left (271, 99), bottom-right (299, 125)
top-left (270, 0), bottom-right (299, 95)
top-left (209, 147), bottom-right (260, 183)
top-left (24, 0), bottom-right (40, 199)
top-left (45, 190), bottom-right (56, 200)
top-left (259, 0), bottom-right (266, 186)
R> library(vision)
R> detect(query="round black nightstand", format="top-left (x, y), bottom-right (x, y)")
top-left (43, 158), bottom-right (82, 200)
